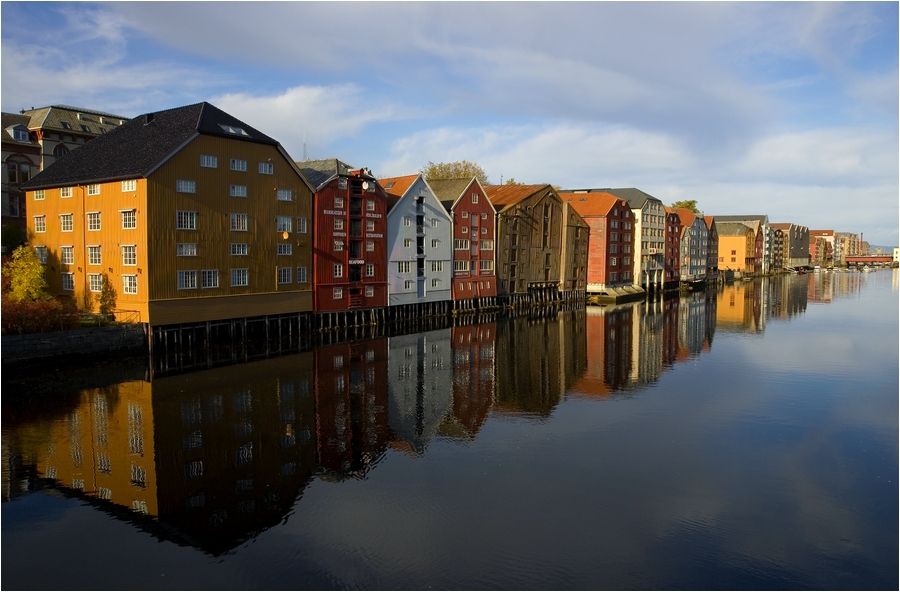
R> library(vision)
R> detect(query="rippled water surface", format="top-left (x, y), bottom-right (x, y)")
top-left (3, 271), bottom-right (898, 590)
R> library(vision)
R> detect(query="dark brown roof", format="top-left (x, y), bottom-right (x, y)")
top-left (484, 184), bottom-right (550, 210)
top-left (23, 102), bottom-right (279, 190)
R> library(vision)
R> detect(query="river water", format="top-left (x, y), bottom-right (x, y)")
top-left (2, 271), bottom-right (897, 590)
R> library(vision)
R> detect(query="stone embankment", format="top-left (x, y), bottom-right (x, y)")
top-left (2, 324), bottom-right (147, 370)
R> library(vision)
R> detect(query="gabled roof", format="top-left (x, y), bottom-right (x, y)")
top-left (2, 113), bottom-right (37, 146)
top-left (605, 187), bottom-right (663, 209)
top-left (297, 158), bottom-right (356, 189)
top-left (559, 191), bottom-right (620, 217)
top-left (22, 104), bottom-right (129, 135)
top-left (428, 178), bottom-right (475, 212)
top-left (675, 208), bottom-right (697, 229)
top-left (23, 102), bottom-right (281, 190)
top-left (379, 174), bottom-right (419, 211)
top-left (704, 216), bottom-right (716, 231)
top-left (484, 184), bottom-right (553, 211)
top-left (716, 222), bottom-right (755, 237)
top-left (713, 214), bottom-right (769, 225)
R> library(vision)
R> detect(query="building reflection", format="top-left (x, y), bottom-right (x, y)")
top-left (438, 323), bottom-right (497, 440)
top-left (717, 281), bottom-right (764, 333)
top-left (571, 303), bottom-right (635, 397)
top-left (769, 274), bottom-right (808, 320)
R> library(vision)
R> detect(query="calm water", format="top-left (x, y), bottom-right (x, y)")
top-left (3, 271), bottom-right (898, 590)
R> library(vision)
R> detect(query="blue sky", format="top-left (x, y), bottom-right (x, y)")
top-left (2, 2), bottom-right (897, 245)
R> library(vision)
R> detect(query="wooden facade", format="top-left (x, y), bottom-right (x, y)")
top-left (559, 202), bottom-right (590, 300)
top-left (561, 191), bottom-right (633, 294)
top-left (664, 206), bottom-right (682, 287)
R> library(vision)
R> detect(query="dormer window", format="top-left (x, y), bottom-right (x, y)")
top-left (60, 121), bottom-right (72, 130)
top-left (9, 126), bottom-right (29, 142)
top-left (219, 124), bottom-right (249, 136)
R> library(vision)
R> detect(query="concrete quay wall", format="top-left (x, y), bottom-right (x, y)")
top-left (2, 324), bottom-right (147, 367)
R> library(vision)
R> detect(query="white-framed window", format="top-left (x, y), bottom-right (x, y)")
top-left (34, 190), bottom-right (45, 200)
top-left (200, 154), bottom-right (218, 168)
top-left (297, 217), bottom-right (308, 233)
top-left (60, 187), bottom-right (72, 198)
top-left (334, 218), bottom-right (344, 230)
top-left (230, 184), bottom-right (247, 198)
top-left (201, 269), bottom-right (219, 289)
top-left (454, 260), bottom-right (470, 272)
top-left (89, 273), bottom-right (103, 292)
top-left (277, 267), bottom-right (292, 284)
top-left (231, 243), bottom-right (248, 256)
top-left (230, 158), bottom-right (247, 172)
top-left (122, 179), bottom-right (137, 192)
top-left (334, 240), bottom-right (344, 251)
top-left (177, 270), bottom-right (197, 289)
top-left (176, 179), bottom-right (196, 193)
top-left (333, 287), bottom-right (343, 299)
top-left (88, 245), bottom-right (101, 265)
top-left (60, 214), bottom-right (73, 232)
top-left (121, 210), bottom-right (136, 229)
top-left (461, 227), bottom-right (469, 235)
top-left (429, 239), bottom-right (437, 248)
top-left (462, 211), bottom-right (469, 219)
top-left (277, 189), bottom-right (292, 201)
top-left (87, 184), bottom-right (101, 196)
top-left (61, 246), bottom-right (74, 265)
top-left (432, 218), bottom-right (438, 227)
top-left (334, 196), bottom-right (344, 209)
top-left (397, 261), bottom-right (410, 273)
top-left (431, 261), bottom-right (444, 272)
top-left (480, 260), bottom-right (494, 272)
top-left (230, 213), bottom-right (249, 231)
top-left (454, 239), bottom-right (470, 250)
top-left (403, 216), bottom-right (411, 226)
top-left (276, 216), bottom-right (292, 232)
top-left (431, 278), bottom-right (440, 287)
top-left (610, 220), bottom-right (619, 229)
top-left (231, 268), bottom-right (249, 287)
top-left (176, 210), bottom-right (197, 230)
top-left (480, 239), bottom-right (494, 250)
top-left (338, 178), bottom-right (348, 190)
top-left (366, 286), bottom-right (374, 297)
top-left (610, 257), bottom-right (617, 266)
top-left (404, 280), bottom-right (413, 290)
top-left (482, 227), bottom-right (487, 235)
top-left (366, 220), bottom-right (375, 232)
top-left (366, 263), bottom-right (375, 277)
top-left (123, 274), bottom-right (138, 294)
top-left (122, 245), bottom-right (137, 266)
top-left (366, 240), bottom-right (374, 252)
top-left (333, 264), bottom-right (343, 278)
top-left (367, 199), bottom-right (375, 211)
top-left (481, 212), bottom-right (487, 220)
top-left (278, 243), bottom-right (293, 255)
top-left (404, 238), bottom-right (412, 248)
top-left (177, 243), bottom-right (197, 257)
top-left (297, 266), bottom-right (308, 283)
top-left (34, 246), bottom-right (47, 264)
top-left (34, 215), bottom-right (46, 233)
top-left (87, 212), bottom-right (101, 231)
top-left (472, 193), bottom-right (479, 203)
top-left (61, 272), bottom-right (74, 291)
top-left (258, 162), bottom-right (274, 175)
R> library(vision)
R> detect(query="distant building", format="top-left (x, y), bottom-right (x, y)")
top-left (704, 216), bottom-right (719, 283)
top-left (674, 207), bottom-right (708, 283)
top-left (664, 206), bottom-right (681, 288)
top-left (810, 230), bottom-right (835, 266)
top-left (771, 223), bottom-right (810, 267)
top-left (713, 215), bottom-right (772, 274)
top-left (717, 222), bottom-right (757, 274)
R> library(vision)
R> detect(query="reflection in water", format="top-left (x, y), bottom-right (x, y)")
top-left (2, 272), bottom-right (896, 586)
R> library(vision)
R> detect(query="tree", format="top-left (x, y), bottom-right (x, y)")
top-left (2, 245), bottom-right (48, 302)
top-left (419, 160), bottom-right (489, 185)
top-left (98, 273), bottom-right (117, 319)
top-left (504, 177), bottom-right (524, 185)
top-left (671, 200), bottom-right (701, 214)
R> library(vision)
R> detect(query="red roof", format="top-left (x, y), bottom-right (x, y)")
top-left (379, 174), bottom-right (418, 199)
top-left (560, 191), bottom-right (622, 217)
top-left (675, 208), bottom-right (697, 229)
top-left (484, 184), bottom-right (549, 208)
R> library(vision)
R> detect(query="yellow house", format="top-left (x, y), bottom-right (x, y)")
top-left (716, 222), bottom-right (756, 273)
top-left (22, 102), bottom-right (315, 327)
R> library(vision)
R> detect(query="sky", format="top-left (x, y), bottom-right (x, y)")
top-left (2, 2), bottom-right (897, 245)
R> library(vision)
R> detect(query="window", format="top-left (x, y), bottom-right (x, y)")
top-left (397, 261), bottom-right (410, 273)
top-left (366, 220), bottom-right (375, 232)
top-left (174, 243), bottom-right (197, 257)
top-left (88, 245), bottom-right (101, 265)
top-left (231, 243), bottom-right (248, 256)
top-left (277, 189), bottom-right (292, 201)
top-left (60, 214), bottom-right (73, 232)
top-left (480, 260), bottom-right (494, 272)
top-left (431, 261), bottom-right (444, 272)
top-left (610, 244), bottom-right (619, 254)
top-left (404, 238), bottom-right (412, 248)
top-left (277, 267), bottom-right (292, 284)
top-left (278, 243), bottom-right (293, 255)
top-left (366, 286), bottom-right (374, 297)
top-left (230, 213), bottom-right (249, 231)
top-left (610, 272), bottom-right (618, 282)
top-left (334, 218), bottom-right (344, 231)
top-left (61, 246), bottom-right (74, 265)
top-left (202, 270), bottom-right (219, 289)
top-left (200, 154), bottom-right (217, 168)
top-left (87, 184), bottom-right (100, 196)
top-left (297, 217), bottom-right (308, 233)
top-left (177, 270), bottom-right (197, 289)
top-left (432, 218), bottom-right (438, 227)
top-left (230, 184), bottom-right (247, 197)
top-left (403, 216), bottom-right (411, 226)
top-left (35, 246), bottom-right (47, 264)
top-left (176, 211), bottom-right (197, 230)
top-left (276, 216), bottom-right (292, 232)
top-left (54, 145), bottom-right (69, 158)
top-left (610, 257), bottom-right (617, 266)
top-left (60, 187), bottom-right (72, 198)
top-left (366, 240), bottom-right (374, 252)
top-left (482, 227), bottom-right (487, 235)
top-left (624, 245), bottom-right (631, 253)
top-left (333, 264), bottom-right (343, 278)
top-left (333, 240), bottom-right (344, 251)
top-left (61, 273), bottom-right (74, 291)
top-left (461, 227), bottom-right (469, 236)
top-left (432, 278), bottom-right (440, 287)
top-left (297, 267), bottom-right (308, 283)
top-left (89, 273), bottom-right (103, 292)
top-left (258, 162), bottom-right (274, 175)
top-left (121, 210), bottom-right (136, 229)
top-left (230, 159), bottom-right (247, 172)
top-left (404, 280), bottom-right (413, 290)
top-left (333, 287), bottom-right (343, 299)
top-left (231, 268), bottom-right (249, 286)
top-left (12, 127), bottom-right (29, 142)
top-left (454, 260), bottom-right (470, 272)
top-left (731, 250), bottom-right (737, 255)
top-left (366, 263), bottom-right (375, 277)
top-left (366, 200), bottom-right (375, 211)
top-left (472, 193), bottom-right (479, 203)
top-left (176, 179), bottom-right (196, 193)
top-left (454, 239), bottom-right (470, 250)
top-left (34, 216), bottom-right (46, 233)
top-left (34, 190), bottom-right (45, 200)
top-left (431, 239), bottom-right (438, 248)
top-left (219, 124), bottom-right (248, 136)
top-left (123, 275), bottom-right (138, 294)
top-left (334, 196), bottom-right (344, 209)
top-left (121, 179), bottom-right (137, 192)
top-left (462, 211), bottom-right (469, 219)
top-left (122, 245), bottom-right (136, 266)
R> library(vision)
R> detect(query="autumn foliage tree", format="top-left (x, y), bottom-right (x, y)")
top-left (3, 245), bottom-right (48, 303)
top-left (1, 245), bottom-right (79, 334)
top-left (671, 200), bottom-right (701, 214)
top-left (419, 160), bottom-right (490, 185)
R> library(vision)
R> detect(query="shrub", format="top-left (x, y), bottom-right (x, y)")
top-left (1, 296), bottom-right (80, 334)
